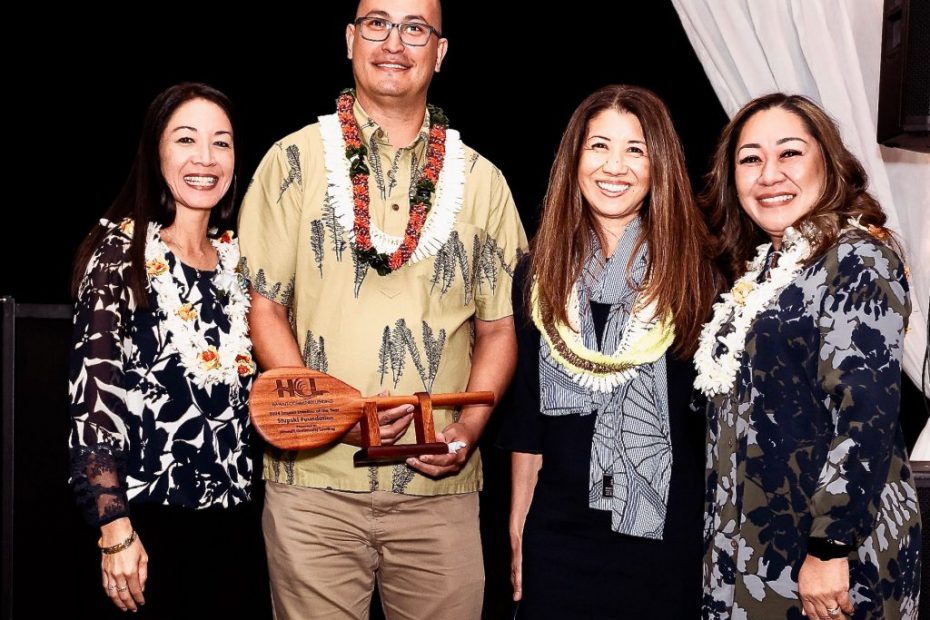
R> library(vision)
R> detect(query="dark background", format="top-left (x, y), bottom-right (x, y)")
top-left (2, 3), bottom-right (926, 619)
top-left (3, 3), bottom-right (728, 301)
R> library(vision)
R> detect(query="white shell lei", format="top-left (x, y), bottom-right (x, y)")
top-left (694, 226), bottom-right (812, 397)
top-left (143, 222), bottom-right (254, 391)
top-left (319, 112), bottom-right (466, 265)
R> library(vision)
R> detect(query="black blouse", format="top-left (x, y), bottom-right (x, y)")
top-left (498, 262), bottom-right (705, 539)
top-left (68, 226), bottom-right (254, 527)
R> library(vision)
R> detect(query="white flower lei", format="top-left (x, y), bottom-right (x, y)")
top-left (694, 226), bottom-right (812, 398)
top-left (318, 112), bottom-right (466, 264)
top-left (143, 222), bottom-right (254, 391)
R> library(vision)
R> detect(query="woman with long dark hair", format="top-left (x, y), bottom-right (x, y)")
top-left (499, 85), bottom-right (719, 618)
top-left (698, 93), bottom-right (920, 619)
top-left (69, 82), bottom-right (264, 615)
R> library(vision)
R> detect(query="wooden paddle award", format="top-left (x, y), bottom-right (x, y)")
top-left (249, 368), bottom-right (494, 465)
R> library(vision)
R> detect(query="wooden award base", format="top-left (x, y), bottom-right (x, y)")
top-left (353, 394), bottom-right (450, 465)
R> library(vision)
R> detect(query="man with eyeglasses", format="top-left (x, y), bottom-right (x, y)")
top-left (237, 1), bottom-right (526, 618)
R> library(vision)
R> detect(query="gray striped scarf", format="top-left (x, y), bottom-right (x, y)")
top-left (539, 218), bottom-right (672, 539)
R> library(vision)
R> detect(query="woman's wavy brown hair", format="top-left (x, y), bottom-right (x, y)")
top-left (528, 85), bottom-right (721, 358)
top-left (701, 93), bottom-right (895, 283)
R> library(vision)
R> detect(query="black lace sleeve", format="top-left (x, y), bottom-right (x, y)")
top-left (68, 229), bottom-right (134, 527)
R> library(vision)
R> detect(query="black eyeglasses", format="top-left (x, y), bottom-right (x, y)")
top-left (354, 16), bottom-right (441, 47)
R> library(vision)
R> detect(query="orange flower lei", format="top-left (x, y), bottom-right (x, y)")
top-left (336, 89), bottom-right (448, 275)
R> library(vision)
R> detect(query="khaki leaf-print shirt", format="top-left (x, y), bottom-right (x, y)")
top-left (238, 100), bottom-right (527, 495)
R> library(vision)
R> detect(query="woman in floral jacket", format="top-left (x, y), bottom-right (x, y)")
top-left (69, 82), bottom-right (264, 616)
top-left (698, 93), bottom-right (920, 620)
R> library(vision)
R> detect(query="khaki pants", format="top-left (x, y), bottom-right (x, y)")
top-left (263, 482), bottom-right (485, 619)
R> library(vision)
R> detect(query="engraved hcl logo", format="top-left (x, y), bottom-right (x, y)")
top-left (276, 378), bottom-right (329, 398)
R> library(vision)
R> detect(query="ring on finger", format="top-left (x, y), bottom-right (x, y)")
top-left (117, 585), bottom-right (129, 592)
top-left (826, 606), bottom-right (841, 617)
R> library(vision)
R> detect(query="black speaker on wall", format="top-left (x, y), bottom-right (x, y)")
top-left (878, 0), bottom-right (930, 152)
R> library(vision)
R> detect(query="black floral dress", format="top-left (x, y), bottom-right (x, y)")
top-left (69, 223), bottom-right (254, 527)
top-left (702, 232), bottom-right (921, 619)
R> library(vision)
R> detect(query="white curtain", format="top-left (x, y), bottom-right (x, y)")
top-left (671, 0), bottom-right (930, 455)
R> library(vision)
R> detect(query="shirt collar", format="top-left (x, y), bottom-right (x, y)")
top-left (353, 97), bottom-right (430, 150)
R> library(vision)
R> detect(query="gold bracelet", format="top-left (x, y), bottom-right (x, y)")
top-left (98, 530), bottom-right (137, 555)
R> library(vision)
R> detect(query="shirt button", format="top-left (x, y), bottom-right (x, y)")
top-left (391, 203), bottom-right (400, 211)
top-left (728, 438), bottom-right (734, 448)
top-left (731, 539), bottom-right (739, 551)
